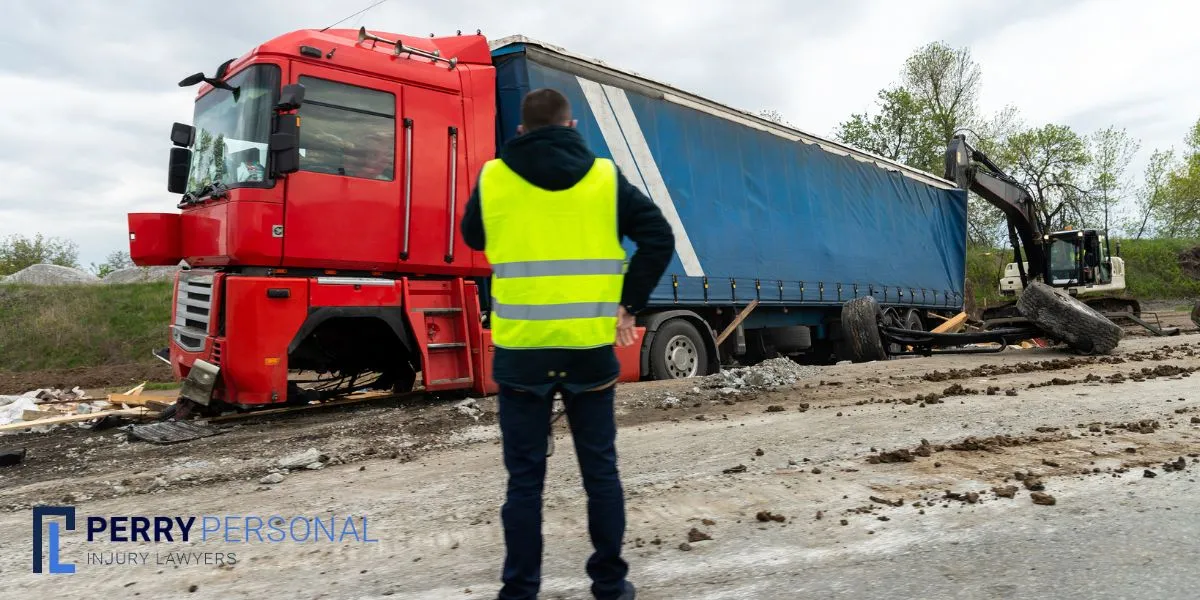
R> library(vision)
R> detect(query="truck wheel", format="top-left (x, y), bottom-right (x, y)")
top-left (649, 319), bottom-right (708, 380)
top-left (903, 309), bottom-right (924, 331)
top-left (1016, 282), bottom-right (1123, 354)
top-left (840, 296), bottom-right (888, 362)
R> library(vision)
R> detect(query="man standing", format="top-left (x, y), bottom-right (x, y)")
top-left (461, 88), bottom-right (674, 600)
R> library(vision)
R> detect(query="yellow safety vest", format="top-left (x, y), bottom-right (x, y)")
top-left (480, 157), bottom-right (626, 350)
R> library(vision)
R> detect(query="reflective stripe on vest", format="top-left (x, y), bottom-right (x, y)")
top-left (480, 157), bottom-right (625, 350)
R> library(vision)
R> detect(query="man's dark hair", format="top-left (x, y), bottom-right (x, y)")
top-left (521, 88), bottom-right (571, 131)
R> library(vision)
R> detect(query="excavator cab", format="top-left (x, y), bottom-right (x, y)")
top-left (1044, 229), bottom-right (1110, 289)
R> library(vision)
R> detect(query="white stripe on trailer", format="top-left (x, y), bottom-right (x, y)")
top-left (576, 75), bottom-right (706, 278)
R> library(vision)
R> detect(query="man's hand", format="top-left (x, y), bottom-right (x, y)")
top-left (616, 306), bottom-right (636, 347)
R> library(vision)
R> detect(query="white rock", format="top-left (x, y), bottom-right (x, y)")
top-left (259, 473), bottom-right (286, 485)
top-left (277, 448), bottom-right (325, 469)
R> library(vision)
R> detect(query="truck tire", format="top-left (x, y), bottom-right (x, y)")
top-left (903, 309), bottom-right (924, 332)
top-left (840, 296), bottom-right (888, 363)
top-left (1016, 282), bottom-right (1123, 354)
top-left (649, 319), bottom-right (709, 380)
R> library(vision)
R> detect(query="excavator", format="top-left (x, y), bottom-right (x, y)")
top-left (943, 134), bottom-right (1179, 337)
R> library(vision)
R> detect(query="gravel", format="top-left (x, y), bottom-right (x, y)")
top-left (702, 358), bottom-right (822, 391)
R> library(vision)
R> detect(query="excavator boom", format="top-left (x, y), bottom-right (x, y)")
top-left (944, 134), bottom-right (1046, 284)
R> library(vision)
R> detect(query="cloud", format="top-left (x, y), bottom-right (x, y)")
top-left (1, 0), bottom-right (1196, 266)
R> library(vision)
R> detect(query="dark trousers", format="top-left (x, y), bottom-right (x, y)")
top-left (497, 384), bottom-right (629, 600)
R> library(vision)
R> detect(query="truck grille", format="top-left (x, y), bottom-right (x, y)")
top-left (172, 273), bottom-right (214, 352)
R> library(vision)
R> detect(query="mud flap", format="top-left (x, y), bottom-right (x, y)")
top-left (179, 359), bottom-right (219, 406)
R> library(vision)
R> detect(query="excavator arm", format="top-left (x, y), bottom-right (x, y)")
top-left (944, 134), bottom-right (1046, 285)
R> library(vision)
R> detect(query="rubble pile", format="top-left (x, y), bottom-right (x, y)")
top-left (701, 358), bottom-right (820, 391)
top-left (0, 387), bottom-right (104, 429)
top-left (0, 264), bottom-right (99, 285)
top-left (0, 384), bottom-right (158, 433)
top-left (102, 266), bottom-right (179, 284)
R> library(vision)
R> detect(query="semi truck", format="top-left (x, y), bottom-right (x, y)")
top-left (129, 27), bottom-right (970, 414)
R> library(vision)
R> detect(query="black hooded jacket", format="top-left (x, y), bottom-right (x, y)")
top-left (461, 126), bottom-right (675, 394)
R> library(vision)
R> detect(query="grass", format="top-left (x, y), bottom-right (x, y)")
top-left (966, 238), bottom-right (1200, 307)
top-left (0, 282), bottom-right (172, 372)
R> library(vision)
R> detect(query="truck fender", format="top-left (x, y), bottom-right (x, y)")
top-left (286, 306), bottom-right (415, 357)
top-left (638, 309), bottom-right (720, 378)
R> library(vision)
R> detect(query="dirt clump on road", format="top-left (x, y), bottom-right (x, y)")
top-left (687, 527), bottom-right (713, 542)
top-left (755, 511), bottom-right (786, 523)
top-left (992, 485), bottom-right (1019, 498)
top-left (1030, 492), bottom-right (1057, 505)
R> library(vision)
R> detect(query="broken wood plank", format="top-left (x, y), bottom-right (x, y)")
top-left (209, 391), bottom-right (397, 423)
top-left (122, 382), bottom-right (147, 396)
top-left (0, 409), bottom-right (150, 432)
top-left (108, 392), bottom-right (178, 407)
top-left (931, 311), bottom-right (968, 334)
top-left (715, 299), bottom-right (760, 347)
top-left (925, 312), bottom-right (951, 321)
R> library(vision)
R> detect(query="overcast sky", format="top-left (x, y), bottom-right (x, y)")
top-left (1, 0), bottom-right (1197, 267)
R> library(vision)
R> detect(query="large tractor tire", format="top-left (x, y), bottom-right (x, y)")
top-left (840, 296), bottom-right (888, 363)
top-left (1016, 282), bottom-right (1123, 354)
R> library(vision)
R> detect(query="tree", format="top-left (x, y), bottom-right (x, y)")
top-left (1088, 126), bottom-right (1140, 234)
top-left (1160, 117), bottom-right (1200, 237)
top-left (834, 40), bottom-right (1014, 247)
top-left (1126, 148), bottom-right (1174, 240)
top-left (1000, 124), bottom-right (1092, 231)
top-left (90, 250), bottom-right (134, 278)
top-left (901, 42), bottom-right (982, 154)
top-left (0, 234), bottom-right (80, 276)
top-left (758, 109), bottom-right (786, 125)
top-left (834, 87), bottom-right (940, 169)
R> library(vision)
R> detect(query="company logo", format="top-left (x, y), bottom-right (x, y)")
top-left (32, 506), bottom-right (76, 574)
top-left (32, 506), bottom-right (376, 574)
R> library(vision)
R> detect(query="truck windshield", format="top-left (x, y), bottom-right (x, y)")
top-left (187, 64), bottom-right (281, 195)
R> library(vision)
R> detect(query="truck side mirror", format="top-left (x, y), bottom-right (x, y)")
top-left (270, 115), bottom-right (301, 175)
top-left (168, 147), bottom-right (192, 194)
top-left (276, 83), bottom-right (305, 112)
top-left (170, 122), bottom-right (195, 148)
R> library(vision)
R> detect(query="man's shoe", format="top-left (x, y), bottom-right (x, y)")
top-left (616, 581), bottom-right (636, 600)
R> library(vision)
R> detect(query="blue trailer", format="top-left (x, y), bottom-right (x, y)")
top-left (488, 37), bottom-right (968, 376)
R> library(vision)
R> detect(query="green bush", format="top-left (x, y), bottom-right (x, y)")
top-left (0, 282), bottom-right (172, 371)
top-left (1119, 238), bottom-right (1200, 299)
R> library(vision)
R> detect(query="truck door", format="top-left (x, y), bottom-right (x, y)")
top-left (396, 85), bottom-right (468, 270)
top-left (282, 66), bottom-right (403, 269)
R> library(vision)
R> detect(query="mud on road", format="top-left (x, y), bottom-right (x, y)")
top-left (2, 335), bottom-right (1200, 599)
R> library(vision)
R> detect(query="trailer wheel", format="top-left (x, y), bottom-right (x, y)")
top-left (1016, 282), bottom-right (1123, 354)
top-left (903, 309), bottom-right (924, 331)
top-left (840, 296), bottom-right (888, 362)
top-left (649, 319), bottom-right (708, 380)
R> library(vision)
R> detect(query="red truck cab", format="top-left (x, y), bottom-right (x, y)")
top-left (129, 27), bottom-right (643, 410)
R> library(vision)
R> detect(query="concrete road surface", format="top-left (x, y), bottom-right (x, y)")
top-left (2, 336), bottom-right (1198, 599)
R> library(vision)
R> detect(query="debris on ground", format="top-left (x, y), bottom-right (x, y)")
top-left (259, 473), bottom-right (286, 485)
top-left (0, 384), bottom-right (157, 432)
top-left (125, 421), bottom-right (222, 444)
top-left (677, 542), bottom-right (693, 552)
top-left (1030, 492), bottom-right (1057, 506)
top-left (0, 447), bottom-right (26, 467)
top-left (869, 495), bottom-right (903, 507)
top-left (755, 511), bottom-right (786, 523)
top-left (278, 448), bottom-right (328, 470)
top-left (687, 527), bottom-right (712, 542)
top-left (451, 399), bottom-right (482, 420)
top-left (702, 358), bottom-right (820, 391)
top-left (992, 485), bottom-right (1019, 498)
top-left (722, 464), bottom-right (748, 474)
